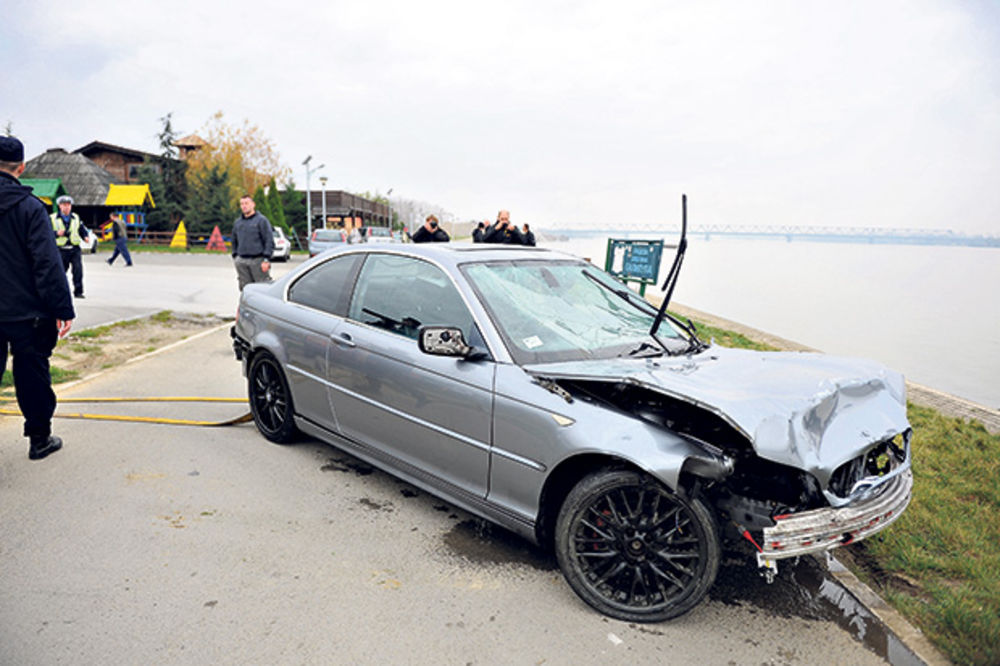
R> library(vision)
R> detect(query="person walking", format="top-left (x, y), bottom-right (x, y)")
top-left (50, 194), bottom-right (95, 298)
top-left (105, 212), bottom-right (133, 266)
top-left (231, 194), bottom-right (274, 291)
top-left (0, 136), bottom-right (75, 460)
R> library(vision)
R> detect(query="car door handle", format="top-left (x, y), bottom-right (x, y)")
top-left (333, 332), bottom-right (356, 348)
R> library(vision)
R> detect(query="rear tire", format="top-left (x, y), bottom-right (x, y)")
top-left (248, 352), bottom-right (299, 443)
top-left (555, 469), bottom-right (720, 622)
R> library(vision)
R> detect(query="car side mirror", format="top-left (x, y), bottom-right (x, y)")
top-left (419, 326), bottom-right (474, 358)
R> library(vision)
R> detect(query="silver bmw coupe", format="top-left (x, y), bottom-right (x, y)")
top-left (232, 242), bottom-right (912, 622)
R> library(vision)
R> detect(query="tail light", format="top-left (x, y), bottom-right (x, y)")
top-left (310, 231), bottom-right (317, 240)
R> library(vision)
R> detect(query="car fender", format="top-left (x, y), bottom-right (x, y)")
top-left (488, 364), bottom-right (731, 525)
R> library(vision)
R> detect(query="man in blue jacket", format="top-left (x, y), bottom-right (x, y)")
top-left (0, 136), bottom-right (75, 460)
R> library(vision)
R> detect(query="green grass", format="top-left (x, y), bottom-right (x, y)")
top-left (851, 404), bottom-right (999, 665)
top-left (668, 311), bottom-right (780, 351)
top-left (684, 312), bottom-right (998, 665)
top-left (1, 365), bottom-right (79, 389)
top-left (74, 326), bottom-right (109, 339)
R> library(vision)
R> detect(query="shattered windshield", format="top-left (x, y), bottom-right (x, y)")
top-left (462, 259), bottom-right (689, 364)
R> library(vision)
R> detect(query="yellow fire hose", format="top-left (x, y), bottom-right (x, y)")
top-left (0, 396), bottom-right (253, 427)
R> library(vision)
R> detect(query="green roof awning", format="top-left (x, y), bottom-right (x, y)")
top-left (21, 178), bottom-right (67, 205)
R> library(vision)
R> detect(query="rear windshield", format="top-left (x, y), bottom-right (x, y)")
top-left (314, 229), bottom-right (345, 241)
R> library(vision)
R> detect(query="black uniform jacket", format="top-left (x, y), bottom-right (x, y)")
top-left (0, 171), bottom-right (75, 322)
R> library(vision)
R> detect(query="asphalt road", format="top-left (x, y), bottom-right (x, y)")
top-left (68, 251), bottom-right (303, 330)
top-left (0, 251), bottom-right (887, 664)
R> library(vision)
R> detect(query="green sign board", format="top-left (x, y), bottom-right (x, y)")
top-left (605, 239), bottom-right (664, 294)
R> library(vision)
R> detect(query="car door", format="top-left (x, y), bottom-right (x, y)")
top-left (283, 252), bottom-right (363, 432)
top-left (327, 253), bottom-right (494, 497)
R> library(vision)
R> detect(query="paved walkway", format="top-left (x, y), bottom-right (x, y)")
top-left (669, 301), bottom-right (1000, 434)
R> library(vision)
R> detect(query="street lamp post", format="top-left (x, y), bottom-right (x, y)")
top-left (302, 155), bottom-right (325, 238)
top-left (386, 187), bottom-right (393, 228)
top-left (320, 176), bottom-right (328, 229)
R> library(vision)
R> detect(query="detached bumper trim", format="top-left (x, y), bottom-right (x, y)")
top-left (760, 469), bottom-right (912, 561)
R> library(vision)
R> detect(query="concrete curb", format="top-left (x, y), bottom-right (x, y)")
top-left (825, 554), bottom-right (951, 665)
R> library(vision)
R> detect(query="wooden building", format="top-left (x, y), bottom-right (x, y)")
top-left (74, 141), bottom-right (160, 184)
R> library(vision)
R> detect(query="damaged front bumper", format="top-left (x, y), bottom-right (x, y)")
top-left (757, 467), bottom-right (913, 571)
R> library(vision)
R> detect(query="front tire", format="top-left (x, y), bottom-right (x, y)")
top-left (248, 352), bottom-right (299, 443)
top-left (555, 469), bottom-right (720, 622)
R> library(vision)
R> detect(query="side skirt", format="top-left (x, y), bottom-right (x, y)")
top-left (294, 415), bottom-right (539, 544)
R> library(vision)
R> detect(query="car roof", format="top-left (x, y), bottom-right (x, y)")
top-left (324, 242), bottom-right (579, 269)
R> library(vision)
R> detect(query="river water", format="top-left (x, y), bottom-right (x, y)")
top-left (542, 233), bottom-right (1000, 409)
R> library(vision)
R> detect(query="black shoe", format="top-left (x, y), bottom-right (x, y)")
top-left (75, 293), bottom-right (85, 299)
top-left (29, 435), bottom-right (63, 460)
top-left (107, 258), bottom-right (113, 265)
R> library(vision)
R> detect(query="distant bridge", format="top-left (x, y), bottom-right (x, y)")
top-left (543, 224), bottom-right (1000, 248)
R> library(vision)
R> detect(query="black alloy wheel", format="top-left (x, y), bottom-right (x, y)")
top-left (248, 352), bottom-right (298, 443)
top-left (555, 469), bottom-right (720, 622)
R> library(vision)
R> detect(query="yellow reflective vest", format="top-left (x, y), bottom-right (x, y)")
top-left (51, 212), bottom-right (83, 247)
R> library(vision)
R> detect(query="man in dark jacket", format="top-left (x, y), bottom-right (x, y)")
top-left (0, 136), bottom-right (75, 460)
top-left (522, 223), bottom-right (536, 246)
top-left (483, 209), bottom-right (526, 245)
top-left (231, 194), bottom-right (275, 291)
top-left (410, 215), bottom-right (450, 243)
top-left (472, 221), bottom-right (486, 243)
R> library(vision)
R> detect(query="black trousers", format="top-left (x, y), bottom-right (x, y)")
top-left (0, 318), bottom-right (59, 439)
top-left (60, 246), bottom-right (84, 296)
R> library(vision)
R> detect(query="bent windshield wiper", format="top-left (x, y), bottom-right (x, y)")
top-left (582, 270), bottom-right (637, 303)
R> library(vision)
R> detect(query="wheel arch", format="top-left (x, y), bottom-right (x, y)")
top-left (534, 444), bottom-right (730, 551)
top-left (535, 454), bottom-right (643, 551)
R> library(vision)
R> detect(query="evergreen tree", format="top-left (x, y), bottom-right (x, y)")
top-left (265, 177), bottom-right (288, 231)
top-left (281, 180), bottom-right (306, 235)
top-left (142, 113), bottom-right (187, 230)
top-left (253, 184), bottom-right (272, 221)
top-left (187, 164), bottom-right (237, 234)
top-left (134, 161), bottom-right (169, 231)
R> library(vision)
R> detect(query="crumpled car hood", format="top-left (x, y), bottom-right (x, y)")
top-left (524, 346), bottom-right (910, 481)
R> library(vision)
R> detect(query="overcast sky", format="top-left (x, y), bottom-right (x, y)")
top-left (3, 0), bottom-right (998, 232)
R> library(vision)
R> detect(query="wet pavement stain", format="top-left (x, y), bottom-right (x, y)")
top-left (359, 497), bottom-right (394, 512)
top-left (710, 551), bottom-right (891, 657)
top-left (710, 553), bottom-right (828, 620)
top-left (321, 457), bottom-right (374, 476)
top-left (442, 519), bottom-right (556, 572)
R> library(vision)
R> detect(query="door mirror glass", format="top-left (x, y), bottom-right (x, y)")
top-left (419, 327), bottom-right (472, 357)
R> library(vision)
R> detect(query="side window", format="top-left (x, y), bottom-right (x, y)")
top-left (288, 254), bottom-right (361, 315)
top-left (348, 254), bottom-right (476, 341)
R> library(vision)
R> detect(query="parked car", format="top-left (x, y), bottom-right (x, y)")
top-left (231, 244), bottom-right (912, 622)
top-left (362, 226), bottom-right (398, 244)
top-left (271, 227), bottom-right (291, 262)
top-left (80, 228), bottom-right (98, 253)
top-left (307, 228), bottom-right (347, 257)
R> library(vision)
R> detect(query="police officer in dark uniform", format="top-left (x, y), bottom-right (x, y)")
top-left (0, 136), bottom-right (75, 460)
